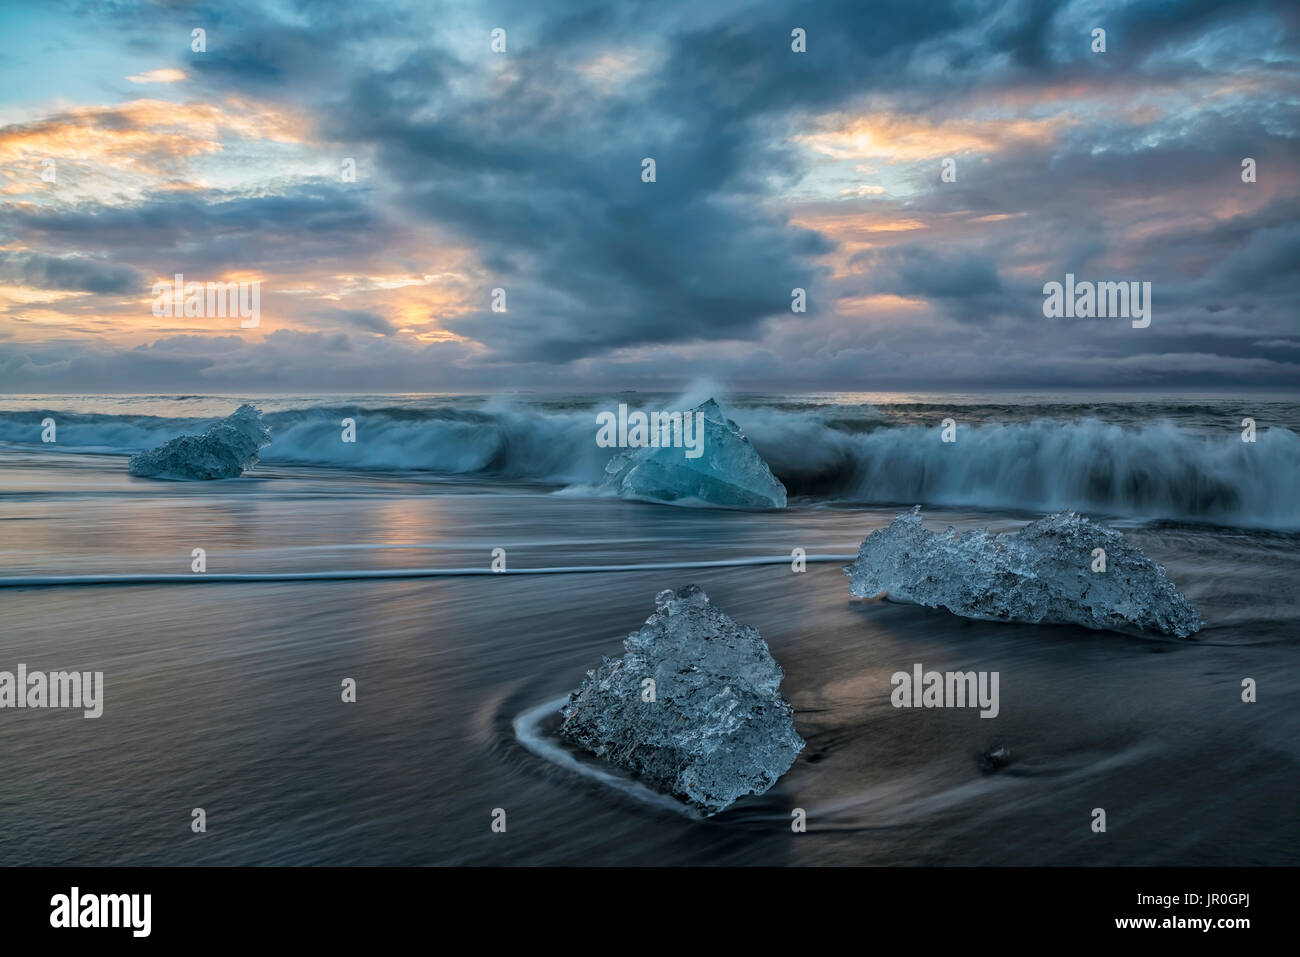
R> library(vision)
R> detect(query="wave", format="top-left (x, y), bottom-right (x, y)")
top-left (746, 413), bottom-right (1300, 528)
top-left (1, 401), bottom-right (1297, 527)
top-left (0, 555), bottom-right (858, 589)
top-left (0, 404), bottom-right (609, 482)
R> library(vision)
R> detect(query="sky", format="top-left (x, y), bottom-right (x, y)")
top-left (0, 0), bottom-right (1296, 393)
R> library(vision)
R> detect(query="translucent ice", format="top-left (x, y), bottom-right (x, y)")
top-left (844, 507), bottom-right (1203, 638)
top-left (128, 404), bottom-right (271, 480)
top-left (560, 585), bottom-right (805, 815)
top-left (600, 398), bottom-right (787, 509)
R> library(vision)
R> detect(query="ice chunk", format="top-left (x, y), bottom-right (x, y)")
top-left (844, 507), bottom-right (1202, 638)
top-left (979, 744), bottom-right (1013, 774)
top-left (560, 585), bottom-right (804, 815)
top-left (128, 404), bottom-right (271, 480)
top-left (600, 398), bottom-right (787, 509)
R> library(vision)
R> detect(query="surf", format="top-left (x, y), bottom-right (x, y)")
top-left (2, 396), bottom-right (1298, 527)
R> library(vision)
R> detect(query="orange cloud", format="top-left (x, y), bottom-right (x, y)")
top-left (836, 293), bottom-right (928, 315)
top-left (0, 239), bottom-right (486, 346)
top-left (0, 97), bottom-right (311, 198)
top-left (795, 111), bottom-right (1073, 162)
top-left (791, 209), bottom-right (927, 236)
top-left (126, 68), bottom-right (189, 84)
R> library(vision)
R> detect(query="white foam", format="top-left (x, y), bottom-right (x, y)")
top-left (512, 695), bottom-right (700, 818)
top-left (0, 554), bottom-right (858, 588)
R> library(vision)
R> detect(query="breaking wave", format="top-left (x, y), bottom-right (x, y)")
top-left (754, 415), bottom-right (1300, 529)
top-left (1, 400), bottom-right (1297, 527)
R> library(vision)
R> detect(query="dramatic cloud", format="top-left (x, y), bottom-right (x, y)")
top-left (1, 253), bottom-right (142, 294)
top-left (0, 0), bottom-right (1296, 391)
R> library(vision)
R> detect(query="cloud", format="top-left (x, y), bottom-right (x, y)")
top-left (0, 0), bottom-right (1295, 390)
top-left (126, 68), bottom-right (188, 84)
top-left (796, 112), bottom-right (1072, 162)
top-left (0, 253), bottom-right (142, 294)
top-left (313, 308), bottom-right (397, 336)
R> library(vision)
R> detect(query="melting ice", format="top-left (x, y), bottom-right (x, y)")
top-left (128, 404), bottom-right (271, 480)
top-left (560, 585), bottom-right (804, 815)
top-left (599, 398), bottom-right (787, 509)
top-left (844, 507), bottom-right (1202, 638)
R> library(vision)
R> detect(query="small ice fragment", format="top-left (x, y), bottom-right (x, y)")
top-left (979, 744), bottom-right (1013, 774)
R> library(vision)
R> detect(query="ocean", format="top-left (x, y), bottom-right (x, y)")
top-left (1, 392), bottom-right (1297, 865)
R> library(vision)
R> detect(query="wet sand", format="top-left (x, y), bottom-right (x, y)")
top-left (1, 454), bottom-right (1297, 865)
